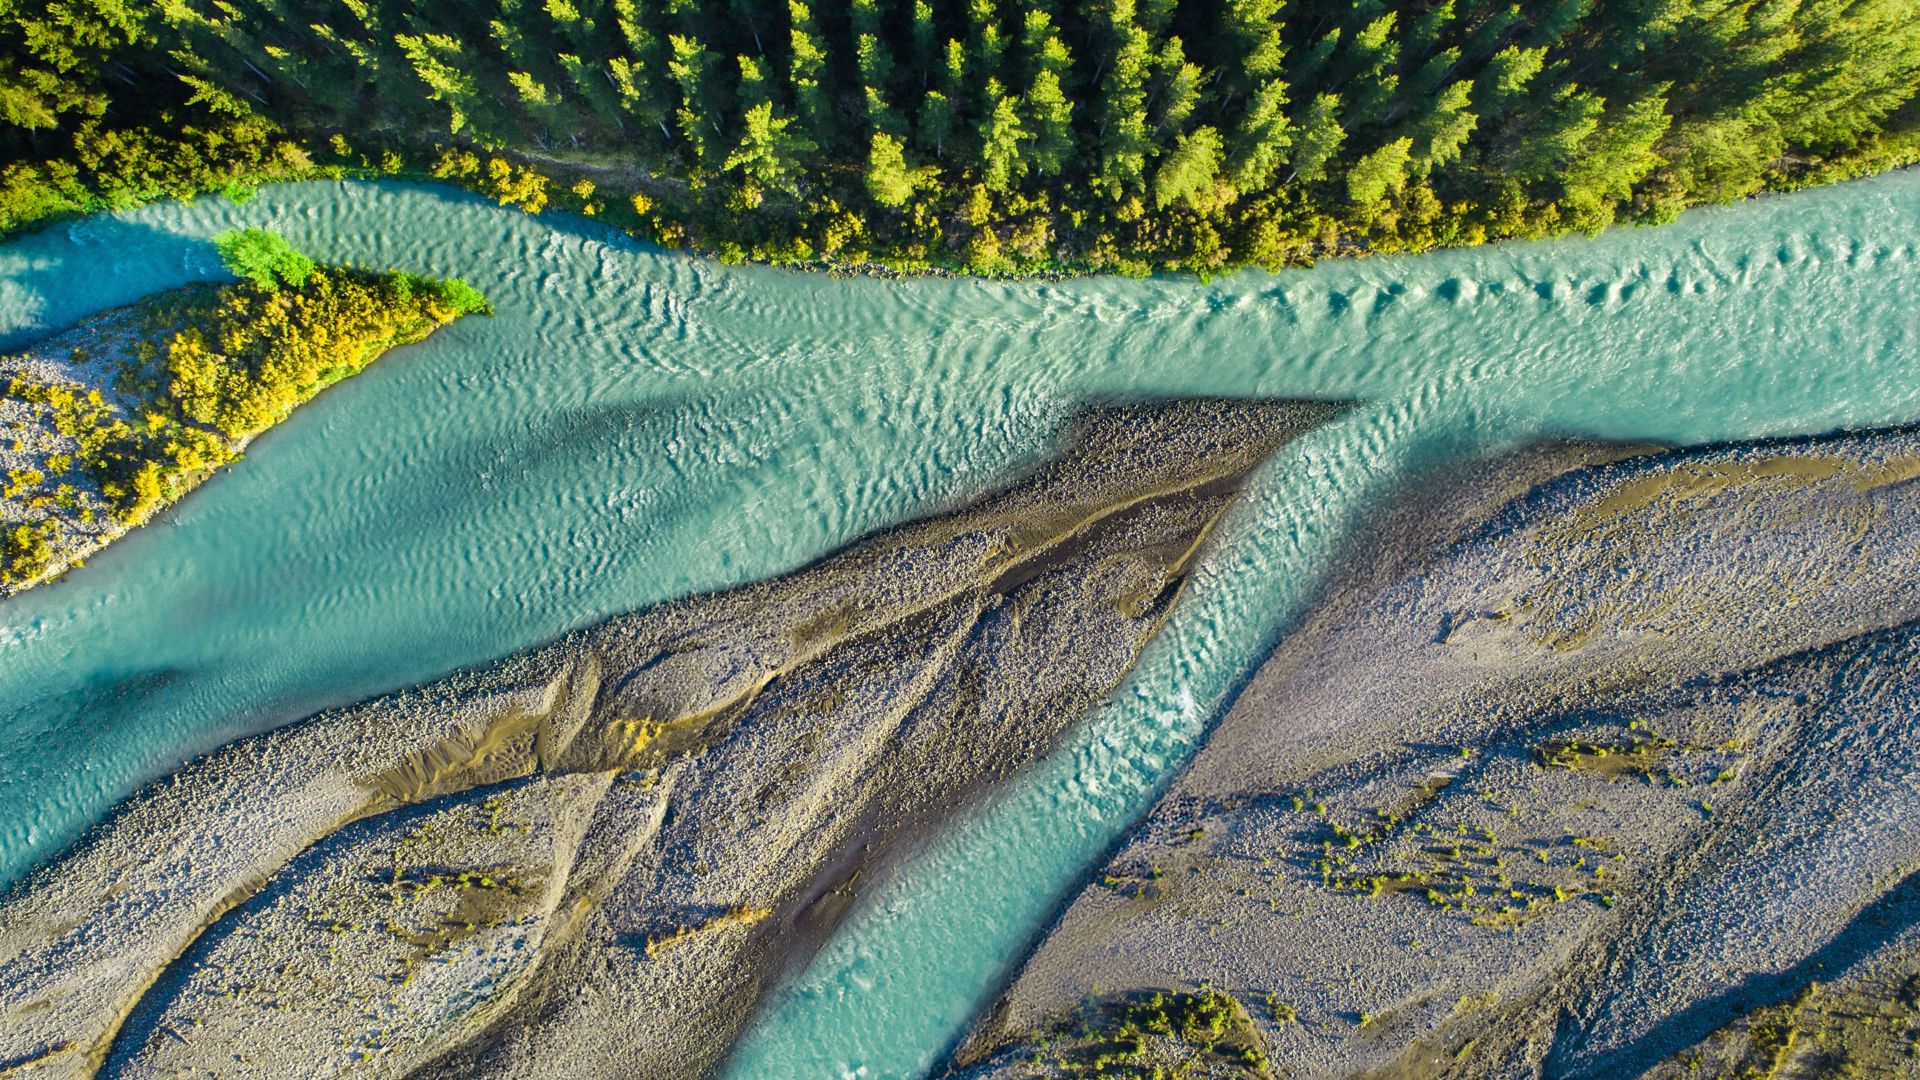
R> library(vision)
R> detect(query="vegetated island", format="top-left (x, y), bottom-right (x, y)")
top-left (2, 1), bottom-right (1917, 276)
top-left (0, 229), bottom-right (489, 595)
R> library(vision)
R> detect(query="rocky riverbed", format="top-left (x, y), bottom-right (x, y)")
top-left (955, 428), bottom-right (1920, 1079)
top-left (0, 398), bottom-right (1333, 1079)
top-left (10, 395), bottom-right (1920, 1079)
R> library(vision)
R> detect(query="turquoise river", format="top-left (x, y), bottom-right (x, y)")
top-left (2, 172), bottom-right (1918, 1077)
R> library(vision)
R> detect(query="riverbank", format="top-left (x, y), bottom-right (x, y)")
top-left (955, 426), bottom-right (1920, 1078)
top-left (14, 152), bottom-right (1920, 287)
top-left (0, 250), bottom-right (488, 596)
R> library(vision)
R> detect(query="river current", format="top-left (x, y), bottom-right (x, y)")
top-left (2, 173), bottom-right (1918, 1076)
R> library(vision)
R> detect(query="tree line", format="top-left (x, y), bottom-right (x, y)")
top-left (3, 0), bottom-right (1918, 274)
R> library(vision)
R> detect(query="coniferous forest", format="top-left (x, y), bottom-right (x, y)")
top-left (3, 0), bottom-right (1918, 274)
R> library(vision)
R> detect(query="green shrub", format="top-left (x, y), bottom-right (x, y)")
top-left (213, 228), bottom-right (316, 290)
top-left (432, 277), bottom-right (492, 317)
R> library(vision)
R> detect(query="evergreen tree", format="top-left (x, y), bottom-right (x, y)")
top-left (1346, 134), bottom-right (1412, 207)
top-left (667, 33), bottom-right (724, 172)
top-left (1407, 79), bottom-right (1476, 177)
top-left (1561, 89), bottom-right (1670, 228)
top-left (1289, 91), bottom-right (1347, 183)
top-left (1405, 0), bottom-right (1455, 61)
top-left (1154, 125), bottom-right (1221, 209)
top-left (395, 33), bottom-right (484, 134)
top-left (787, 0), bottom-right (835, 148)
top-left (1475, 44), bottom-right (1546, 122)
top-left (1229, 78), bottom-right (1292, 189)
top-left (910, 0), bottom-right (939, 84)
top-left (916, 87), bottom-right (958, 157)
top-left (866, 130), bottom-right (918, 205)
top-left (916, 36), bottom-right (968, 158)
top-left (966, 0), bottom-right (1007, 90)
top-left (724, 100), bottom-right (816, 200)
top-left (1215, 0), bottom-right (1287, 96)
top-left (853, 0), bottom-right (900, 133)
top-left (1154, 37), bottom-right (1204, 134)
top-left (1020, 10), bottom-right (1074, 176)
top-left (1504, 82), bottom-right (1603, 182)
top-left (1332, 12), bottom-right (1400, 129)
top-left (977, 83), bottom-right (1028, 190)
top-left (1091, 0), bottom-right (1153, 199)
top-left (610, 0), bottom-right (674, 141)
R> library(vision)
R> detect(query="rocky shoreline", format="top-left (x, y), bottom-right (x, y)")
top-left (1, 309), bottom-right (178, 595)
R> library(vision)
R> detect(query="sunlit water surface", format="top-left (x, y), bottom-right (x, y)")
top-left (1, 174), bottom-right (1917, 1077)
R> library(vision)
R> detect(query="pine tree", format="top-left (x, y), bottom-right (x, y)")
top-left (395, 33), bottom-right (483, 135)
top-left (1154, 125), bottom-right (1221, 208)
top-left (1288, 91), bottom-right (1346, 183)
top-left (1020, 10), bottom-right (1074, 176)
top-left (853, 0), bottom-right (900, 133)
top-left (667, 33), bottom-right (724, 172)
top-left (724, 99), bottom-right (817, 199)
top-left (1153, 37), bottom-right (1204, 133)
top-left (1405, 0), bottom-right (1455, 61)
top-left (1406, 79), bottom-right (1476, 177)
top-left (558, 54), bottom-right (626, 130)
top-left (910, 0), bottom-right (939, 85)
top-left (1215, 0), bottom-right (1287, 97)
top-left (1773, 0), bottom-right (1920, 152)
top-left (1345, 135), bottom-right (1411, 207)
top-left (1334, 13), bottom-right (1400, 130)
top-left (1091, 0), bottom-right (1153, 199)
top-left (787, 0), bottom-right (836, 148)
top-left (1229, 78), bottom-right (1291, 189)
top-left (916, 88), bottom-right (957, 156)
top-left (1561, 89), bottom-right (1670, 228)
top-left (1288, 27), bottom-right (1341, 96)
top-left (966, 0), bottom-right (1007, 90)
top-left (7, 0), bottom-right (1920, 276)
top-left (866, 130), bottom-right (918, 205)
top-left (1475, 45), bottom-right (1546, 122)
top-left (1504, 82), bottom-right (1602, 183)
top-left (737, 54), bottom-right (773, 108)
top-left (915, 36), bottom-right (967, 158)
top-left (977, 83), bottom-right (1028, 190)
top-left (601, 0), bottom-right (674, 144)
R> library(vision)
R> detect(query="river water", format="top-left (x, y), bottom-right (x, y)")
top-left (2, 173), bottom-right (1917, 1076)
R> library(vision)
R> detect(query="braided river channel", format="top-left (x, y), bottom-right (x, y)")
top-left (2, 171), bottom-right (1918, 1076)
